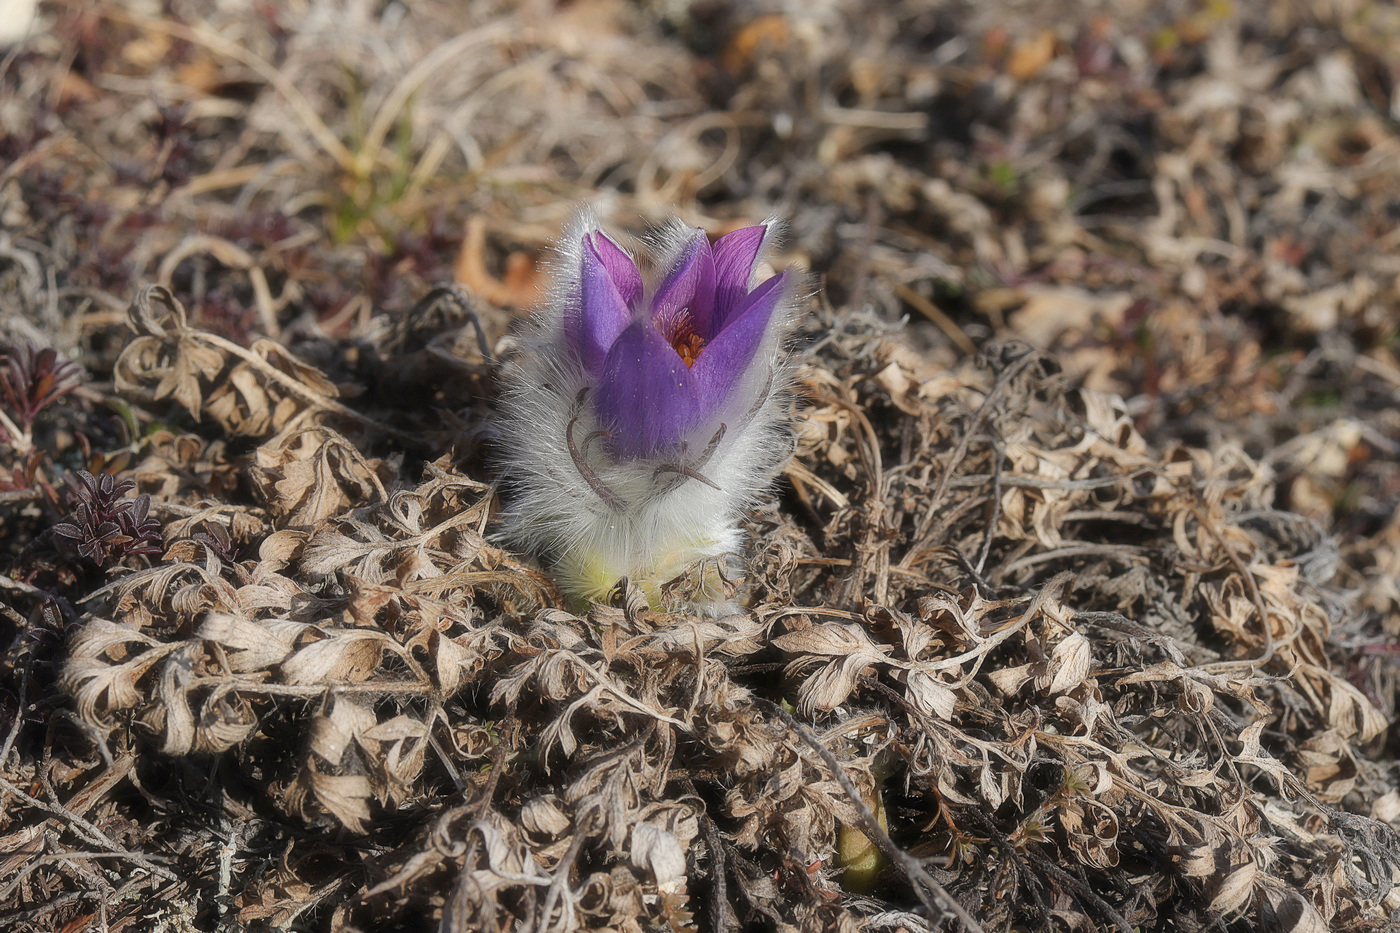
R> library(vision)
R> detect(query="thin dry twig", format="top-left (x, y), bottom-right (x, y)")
top-left (762, 700), bottom-right (986, 933)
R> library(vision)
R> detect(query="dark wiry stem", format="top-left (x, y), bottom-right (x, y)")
top-left (653, 463), bottom-right (721, 491)
top-left (581, 429), bottom-right (611, 459)
top-left (567, 389), bottom-right (626, 513)
top-left (653, 423), bottom-right (727, 491)
top-left (693, 422), bottom-right (728, 470)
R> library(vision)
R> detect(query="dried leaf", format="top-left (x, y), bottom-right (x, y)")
top-left (630, 822), bottom-right (687, 893)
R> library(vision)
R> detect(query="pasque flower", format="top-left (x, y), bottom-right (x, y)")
top-left (497, 211), bottom-right (799, 611)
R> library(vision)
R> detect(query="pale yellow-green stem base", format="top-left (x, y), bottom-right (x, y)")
top-left (837, 786), bottom-right (889, 892)
top-left (558, 536), bottom-right (733, 613)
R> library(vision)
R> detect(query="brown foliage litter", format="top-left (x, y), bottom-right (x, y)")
top-left (4, 2), bottom-right (1400, 933)
top-left (15, 288), bottom-right (1396, 932)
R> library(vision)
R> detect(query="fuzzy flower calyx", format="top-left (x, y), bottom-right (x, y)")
top-left (497, 211), bottom-right (799, 611)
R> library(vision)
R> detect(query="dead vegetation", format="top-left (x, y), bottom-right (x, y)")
top-left (4, 1), bottom-right (1400, 931)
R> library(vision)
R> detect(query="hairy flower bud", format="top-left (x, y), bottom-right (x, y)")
top-left (496, 210), bottom-right (800, 612)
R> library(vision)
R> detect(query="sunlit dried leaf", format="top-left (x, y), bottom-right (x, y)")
top-left (904, 669), bottom-right (957, 720)
top-left (293, 766), bottom-right (374, 833)
top-left (630, 822), bottom-right (687, 893)
top-left (1208, 860), bottom-right (1258, 915)
top-left (249, 426), bottom-right (386, 528)
top-left (1046, 631), bottom-right (1092, 695)
top-left (61, 620), bottom-right (181, 722)
top-left (280, 630), bottom-right (397, 685)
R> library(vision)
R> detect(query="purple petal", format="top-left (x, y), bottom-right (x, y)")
top-left (594, 319), bottom-right (706, 459)
top-left (690, 272), bottom-right (786, 399)
top-left (652, 230), bottom-right (717, 341)
top-left (588, 231), bottom-right (642, 309)
top-left (571, 233), bottom-right (637, 373)
top-left (711, 225), bottom-right (767, 327)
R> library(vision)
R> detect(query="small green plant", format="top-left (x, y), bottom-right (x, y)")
top-left (987, 160), bottom-right (1018, 197)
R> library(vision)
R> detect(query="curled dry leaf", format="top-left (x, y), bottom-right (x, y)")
top-left (1059, 797), bottom-right (1120, 869)
top-left (630, 822), bottom-right (688, 894)
top-left (774, 621), bottom-right (890, 714)
top-left (61, 619), bottom-right (180, 722)
top-left (285, 764), bottom-right (375, 833)
top-left (249, 426), bottom-right (388, 528)
top-left (115, 286), bottom-right (341, 437)
top-left (43, 234), bottom-right (1399, 932)
top-left (521, 795), bottom-right (571, 838)
top-left (1209, 860), bottom-right (1260, 915)
top-left (279, 629), bottom-right (397, 685)
top-left (1045, 631), bottom-right (1092, 695)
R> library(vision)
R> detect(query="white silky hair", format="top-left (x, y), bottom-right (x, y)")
top-left (495, 209), bottom-right (800, 610)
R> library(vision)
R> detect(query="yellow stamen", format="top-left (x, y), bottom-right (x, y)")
top-left (673, 332), bottom-right (705, 367)
top-left (659, 310), bottom-right (706, 367)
